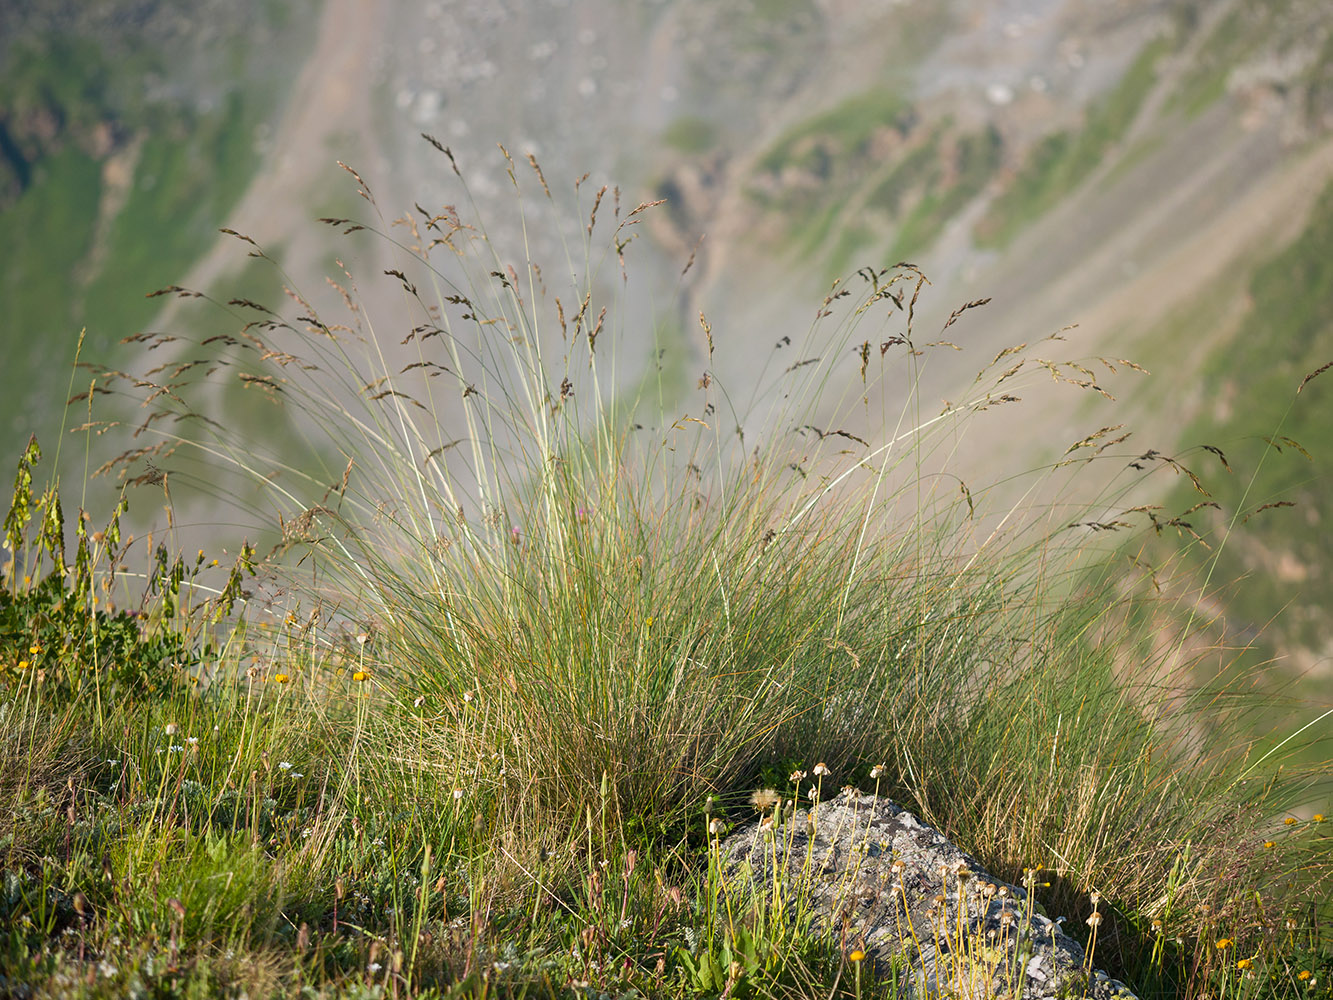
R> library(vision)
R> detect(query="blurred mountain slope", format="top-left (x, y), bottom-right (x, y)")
top-left (0, 0), bottom-right (320, 448)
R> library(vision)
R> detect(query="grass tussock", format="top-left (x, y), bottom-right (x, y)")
top-left (0, 139), bottom-right (1329, 999)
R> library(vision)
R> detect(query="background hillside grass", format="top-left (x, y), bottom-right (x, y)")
top-left (0, 6), bottom-right (316, 455)
top-left (1120, 177), bottom-right (1333, 784)
top-left (973, 35), bottom-right (1170, 250)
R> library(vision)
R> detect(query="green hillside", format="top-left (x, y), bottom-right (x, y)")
top-left (0, 3), bottom-right (318, 457)
top-left (1144, 179), bottom-right (1333, 686)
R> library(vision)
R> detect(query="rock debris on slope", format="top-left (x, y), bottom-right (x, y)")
top-left (718, 789), bottom-right (1137, 999)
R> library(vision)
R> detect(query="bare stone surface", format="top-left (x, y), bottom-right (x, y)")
top-left (718, 789), bottom-right (1137, 1000)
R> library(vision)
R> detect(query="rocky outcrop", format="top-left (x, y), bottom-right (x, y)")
top-left (719, 789), bottom-right (1136, 1000)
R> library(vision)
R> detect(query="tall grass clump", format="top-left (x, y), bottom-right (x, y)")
top-left (2, 137), bottom-right (1328, 997)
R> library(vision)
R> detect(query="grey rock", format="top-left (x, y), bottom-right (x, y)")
top-left (718, 789), bottom-right (1137, 1000)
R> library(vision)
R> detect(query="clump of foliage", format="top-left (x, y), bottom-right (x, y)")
top-left (2, 436), bottom-right (252, 707)
top-left (0, 140), bottom-right (1327, 999)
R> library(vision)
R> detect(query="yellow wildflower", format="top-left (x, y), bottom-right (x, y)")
top-left (353, 670), bottom-right (368, 682)
top-left (849, 950), bottom-right (865, 963)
